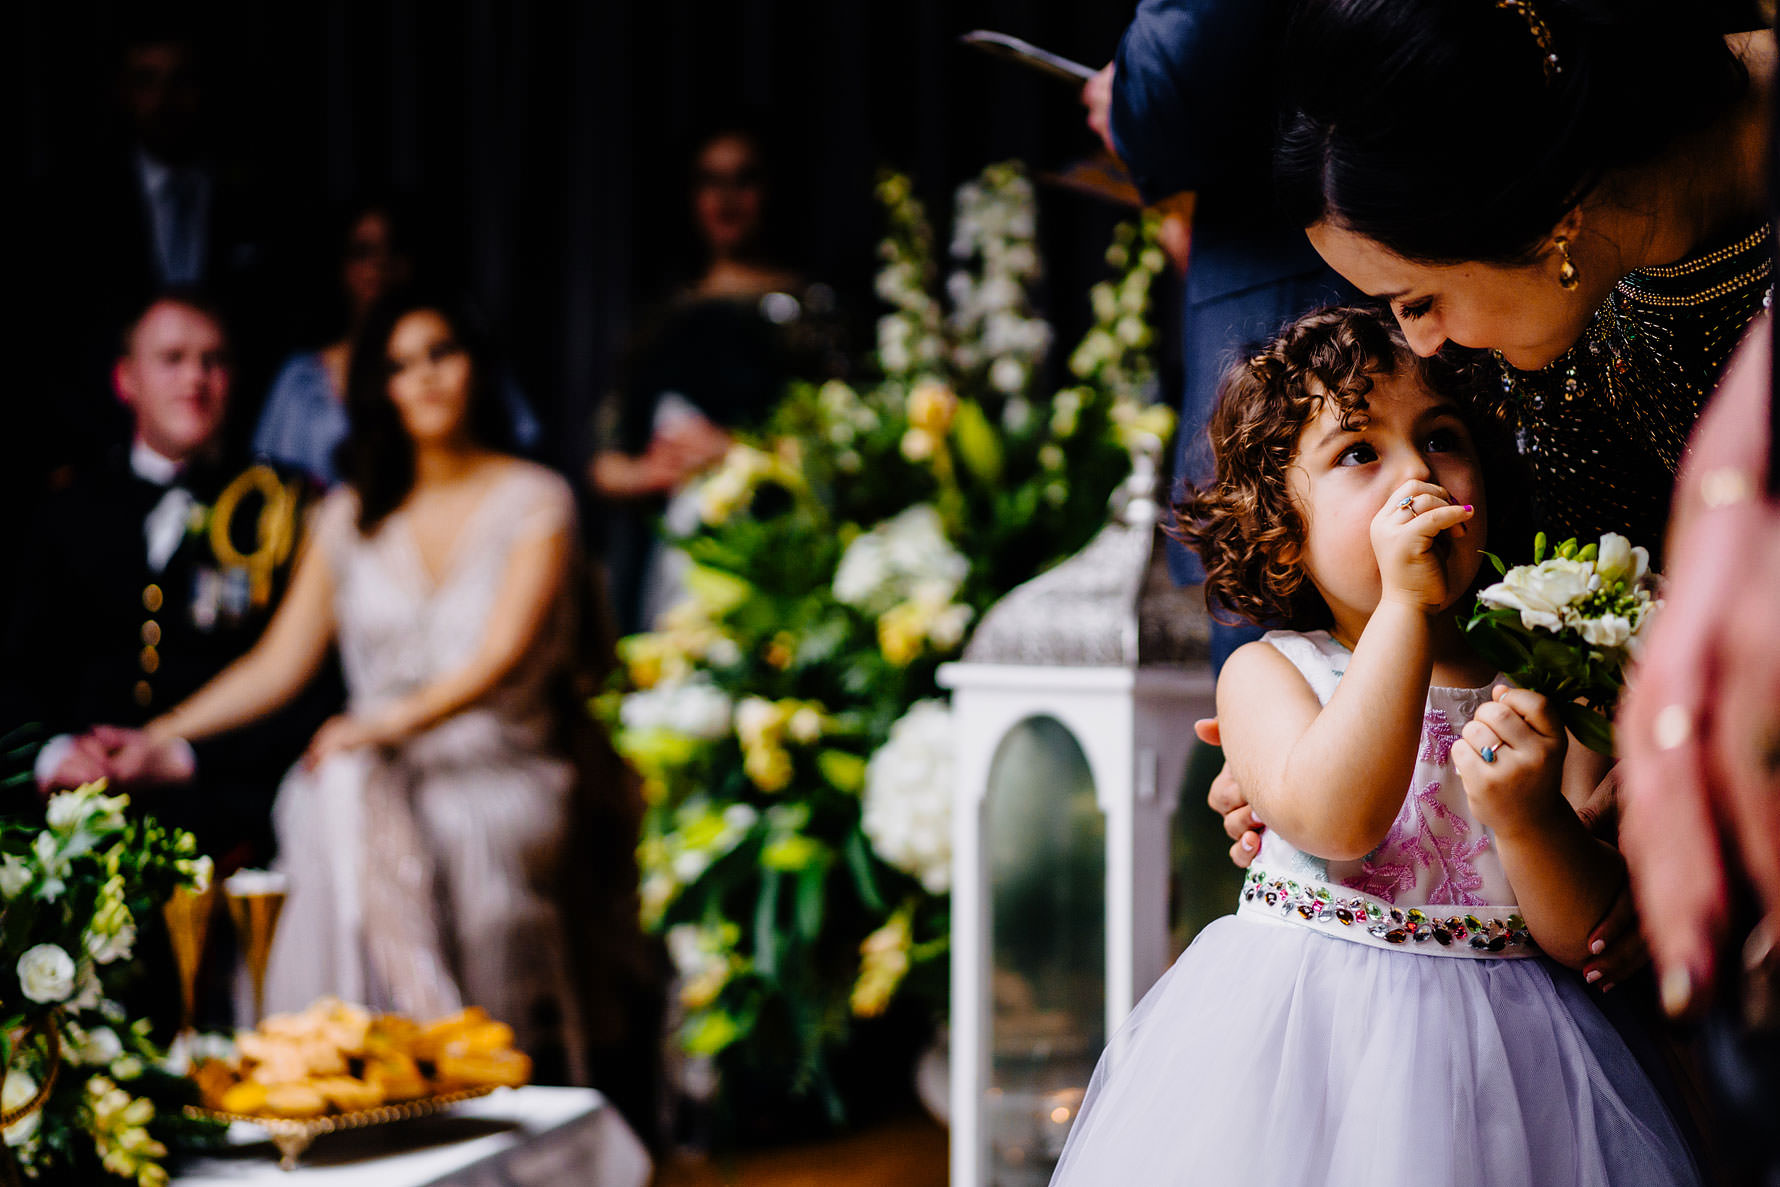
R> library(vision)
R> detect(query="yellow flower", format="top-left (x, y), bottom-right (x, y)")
top-left (763, 632), bottom-right (796, 670)
top-left (878, 602), bottom-right (927, 667)
top-left (744, 745), bottom-right (793, 794)
top-left (851, 911), bottom-right (914, 1018)
top-left (907, 380), bottom-right (958, 436)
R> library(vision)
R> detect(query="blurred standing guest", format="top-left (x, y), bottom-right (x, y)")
top-left (138, 290), bottom-right (588, 1081)
top-left (1083, 0), bottom-right (1350, 672)
top-left (0, 290), bottom-right (329, 871)
top-left (26, 16), bottom-right (273, 479)
top-left (589, 121), bottom-right (843, 634)
top-left (254, 198), bottom-right (541, 485)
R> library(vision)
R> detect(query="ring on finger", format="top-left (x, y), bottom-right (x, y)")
top-left (1397, 496), bottom-right (1416, 512)
top-left (1480, 744), bottom-right (1498, 763)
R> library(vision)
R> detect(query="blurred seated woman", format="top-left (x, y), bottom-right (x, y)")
top-left (255, 197), bottom-right (540, 485)
top-left (590, 121), bottom-right (843, 633)
top-left (146, 289), bottom-right (584, 1080)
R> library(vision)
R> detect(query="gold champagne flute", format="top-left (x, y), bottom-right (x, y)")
top-left (224, 870), bottom-right (289, 1027)
top-left (162, 882), bottom-right (220, 1035)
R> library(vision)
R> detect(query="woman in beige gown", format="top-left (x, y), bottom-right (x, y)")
top-left (144, 290), bottom-right (585, 1080)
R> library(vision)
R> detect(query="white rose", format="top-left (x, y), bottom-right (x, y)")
top-left (17, 944), bottom-right (76, 1004)
top-left (2, 1070), bottom-right (40, 1145)
top-left (1522, 558), bottom-right (1594, 610)
top-left (1480, 560), bottom-right (1588, 632)
top-left (1479, 580), bottom-right (1565, 632)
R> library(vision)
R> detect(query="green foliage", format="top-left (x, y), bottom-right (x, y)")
top-left (603, 164), bottom-right (1172, 1128)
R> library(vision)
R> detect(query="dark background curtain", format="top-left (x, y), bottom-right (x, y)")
top-left (25, 0), bottom-right (1144, 477)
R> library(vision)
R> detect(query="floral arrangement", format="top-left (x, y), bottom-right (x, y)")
top-left (600, 162), bottom-right (1171, 1126)
top-left (0, 783), bottom-right (219, 1185)
top-left (1465, 531), bottom-right (1662, 754)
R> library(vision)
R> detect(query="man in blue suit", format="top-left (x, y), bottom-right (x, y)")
top-left (1085, 0), bottom-right (1351, 669)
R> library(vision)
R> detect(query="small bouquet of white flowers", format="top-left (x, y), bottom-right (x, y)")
top-left (0, 781), bottom-right (221, 1185)
top-left (1464, 531), bottom-right (1662, 754)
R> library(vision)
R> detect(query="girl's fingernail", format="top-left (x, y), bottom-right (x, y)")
top-left (1600, 982), bottom-right (1614, 994)
top-left (1464, 504), bottom-right (1473, 512)
top-left (1659, 966), bottom-right (1693, 1017)
top-left (1590, 939), bottom-right (1605, 956)
top-left (1241, 838), bottom-right (1256, 852)
top-left (1584, 969), bottom-right (1602, 984)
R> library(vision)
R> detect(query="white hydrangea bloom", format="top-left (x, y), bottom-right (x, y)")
top-left (833, 505), bottom-right (968, 616)
top-left (619, 677), bottom-right (735, 741)
top-left (862, 700), bottom-right (955, 894)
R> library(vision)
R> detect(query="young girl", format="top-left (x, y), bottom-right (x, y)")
top-left (1048, 307), bottom-right (1698, 1186)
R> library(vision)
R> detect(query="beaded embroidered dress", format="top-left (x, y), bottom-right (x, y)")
top-left (1491, 220), bottom-right (1770, 554)
top-left (259, 465), bottom-right (587, 1082)
top-left (1048, 631), bottom-right (1699, 1187)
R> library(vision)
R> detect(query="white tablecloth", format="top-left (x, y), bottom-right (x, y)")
top-left (171, 1086), bottom-right (651, 1186)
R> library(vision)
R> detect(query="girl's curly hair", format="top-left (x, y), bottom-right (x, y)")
top-left (1172, 305), bottom-right (1507, 629)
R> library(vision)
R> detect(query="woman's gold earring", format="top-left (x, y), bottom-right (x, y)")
top-left (1555, 236), bottom-right (1580, 291)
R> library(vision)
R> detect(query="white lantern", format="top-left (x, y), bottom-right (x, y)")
top-left (940, 445), bottom-right (1214, 1186)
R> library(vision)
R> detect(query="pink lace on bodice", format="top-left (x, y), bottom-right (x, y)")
top-left (1341, 709), bottom-right (1492, 906)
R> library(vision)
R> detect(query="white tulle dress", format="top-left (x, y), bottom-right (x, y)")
top-left (1049, 630), bottom-right (1700, 1187)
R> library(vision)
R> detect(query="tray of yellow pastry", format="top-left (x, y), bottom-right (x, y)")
top-left (187, 998), bottom-right (531, 1170)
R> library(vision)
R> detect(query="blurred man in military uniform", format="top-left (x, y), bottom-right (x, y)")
top-left (0, 288), bottom-right (336, 870)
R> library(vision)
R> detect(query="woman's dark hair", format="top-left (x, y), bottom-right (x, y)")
top-left (1173, 305), bottom-right (1525, 628)
top-left (337, 288), bottom-right (515, 533)
top-left (1276, 0), bottom-right (1749, 264)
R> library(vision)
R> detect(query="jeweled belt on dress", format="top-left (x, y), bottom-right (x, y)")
top-left (1238, 868), bottom-right (1538, 959)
